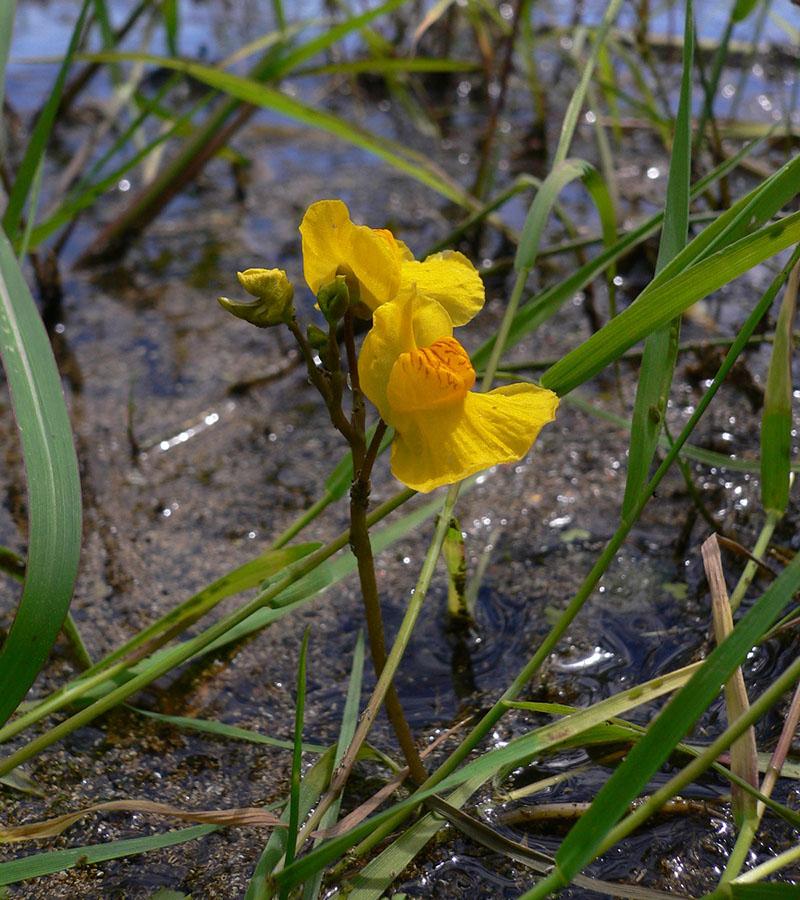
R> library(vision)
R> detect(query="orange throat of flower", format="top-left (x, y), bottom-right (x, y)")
top-left (386, 337), bottom-right (476, 415)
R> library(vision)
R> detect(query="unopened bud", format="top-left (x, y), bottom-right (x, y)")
top-left (218, 268), bottom-right (294, 327)
top-left (317, 275), bottom-right (350, 324)
top-left (306, 324), bottom-right (328, 351)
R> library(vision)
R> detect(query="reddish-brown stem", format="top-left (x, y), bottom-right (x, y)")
top-left (288, 319), bottom-right (355, 444)
top-left (289, 313), bottom-right (425, 782)
top-left (342, 311), bottom-right (426, 783)
top-left (363, 420), bottom-right (388, 478)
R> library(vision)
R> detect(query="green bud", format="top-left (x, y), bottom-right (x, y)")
top-left (335, 264), bottom-right (361, 304)
top-left (306, 324), bottom-right (328, 351)
top-left (218, 268), bottom-right (294, 327)
top-left (316, 275), bottom-right (350, 324)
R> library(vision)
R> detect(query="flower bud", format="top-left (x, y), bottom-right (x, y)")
top-left (316, 275), bottom-right (350, 324)
top-left (306, 324), bottom-right (328, 351)
top-left (218, 268), bottom-right (294, 327)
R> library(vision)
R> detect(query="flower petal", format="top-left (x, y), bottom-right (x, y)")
top-left (299, 199), bottom-right (401, 307)
top-left (359, 288), bottom-right (453, 422)
top-left (401, 250), bottom-right (484, 326)
top-left (389, 383), bottom-right (559, 492)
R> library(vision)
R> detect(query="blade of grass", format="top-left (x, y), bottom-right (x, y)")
top-left (725, 861), bottom-right (800, 896)
top-left (0, 1), bottom-right (17, 153)
top-left (281, 627), bottom-right (310, 893)
top-left (302, 631), bottom-right (365, 900)
top-left (550, 0), bottom-right (623, 168)
top-left (541, 213), bottom-right (800, 397)
top-left (294, 57), bottom-right (479, 76)
top-left (622, 0), bottom-right (693, 517)
top-left (2, 0), bottom-right (91, 240)
top-left (725, 261), bottom-right (800, 615)
top-left (161, 0), bottom-right (179, 55)
top-left (487, 161), bottom-right (614, 376)
top-left (245, 747), bottom-right (337, 900)
top-left (760, 261), bottom-right (798, 515)
top-left (0, 230), bottom-right (82, 728)
top-left (131, 708), bottom-right (326, 754)
top-left (0, 824), bottom-right (219, 887)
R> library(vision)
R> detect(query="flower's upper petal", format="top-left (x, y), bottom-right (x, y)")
top-left (358, 288), bottom-right (452, 422)
top-left (299, 199), bottom-right (401, 307)
top-left (400, 250), bottom-right (484, 326)
top-left (392, 237), bottom-right (415, 261)
top-left (389, 382), bottom-right (559, 492)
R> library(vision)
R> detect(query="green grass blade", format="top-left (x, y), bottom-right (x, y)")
top-left (733, 0), bottom-right (760, 20)
top-left (131, 709), bottom-right (327, 754)
top-left (162, 0), bottom-right (179, 55)
top-left (245, 748), bottom-right (337, 900)
top-left (302, 631), bottom-right (365, 900)
top-left (541, 212), bottom-right (800, 396)
top-left (294, 57), bottom-right (478, 76)
top-left (730, 887), bottom-right (800, 899)
top-left (760, 262), bottom-right (798, 514)
top-left (483, 158), bottom-right (616, 387)
top-left (0, 824), bottom-right (218, 887)
top-left (0, 230), bottom-right (82, 728)
top-left (621, 0), bottom-right (693, 517)
top-left (514, 159), bottom-right (615, 272)
top-left (283, 628), bottom-right (310, 880)
top-left (0, 1), bottom-right (15, 133)
top-left (550, 0), bottom-right (624, 167)
top-left (2, 0), bottom-right (91, 240)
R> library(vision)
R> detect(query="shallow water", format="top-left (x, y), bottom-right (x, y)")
top-left (2, 1), bottom-right (800, 897)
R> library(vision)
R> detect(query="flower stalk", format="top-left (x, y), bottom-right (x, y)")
top-left (288, 303), bottom-right (427, 784)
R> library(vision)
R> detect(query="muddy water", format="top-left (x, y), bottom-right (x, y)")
top-left (2, 1), bottom-right (800, 897)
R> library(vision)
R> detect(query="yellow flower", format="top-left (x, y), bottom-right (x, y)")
top-left (358, 287), bottom-right (559, 492)
top-left (299, 199), bottom-right (484, 325)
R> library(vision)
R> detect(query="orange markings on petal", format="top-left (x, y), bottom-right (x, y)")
top-left (387, 337), bottom-right (476, 414)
